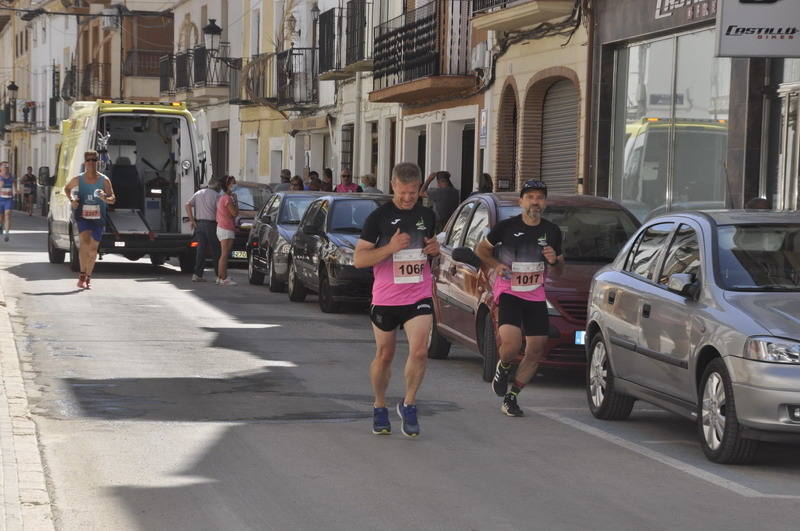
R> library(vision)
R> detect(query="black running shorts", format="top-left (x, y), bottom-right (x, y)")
top-left (497, 293), bottom-right (549, 337)
top-left (370, 298), bottom-right (434, 332)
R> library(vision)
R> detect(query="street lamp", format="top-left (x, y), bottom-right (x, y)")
top-left (286, 13), bottom-right (298, 39)
top-left (7, 81), bottom-right (18, 123)
top-left (311, 3), bottom-right (320, 23)
top-left (202, 19), bottom-right (223, 51)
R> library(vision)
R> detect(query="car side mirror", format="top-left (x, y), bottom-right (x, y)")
top-left (667, 273), bottom-right (700, 299)
top-left (453, 247), bottom-right (482, 269)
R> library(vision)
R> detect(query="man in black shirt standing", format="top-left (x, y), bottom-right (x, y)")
top-left (475, 179), bottom-right (564, 416)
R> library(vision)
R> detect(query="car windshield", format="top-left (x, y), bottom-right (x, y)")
top-left (500, 205), bottom-right (639, 263)
top-left (329, 199), bottom-right (384, 233)
top-left (233, 185), bottom-right (270, 211)
top-left (279, 196), bottom-right (315, 224)
top-left (717, 224), bottom-right (800, 291)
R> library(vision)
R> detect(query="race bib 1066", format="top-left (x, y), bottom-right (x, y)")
top-left (511, 261), bottom-right (545, 292)
top-left (393, 249), bottom-right (425, 284)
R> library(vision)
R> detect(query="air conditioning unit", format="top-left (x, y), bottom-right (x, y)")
top-left (101, 9), bottom-right (119, 31)
top-left (471, 41), bottom-right (489, 71)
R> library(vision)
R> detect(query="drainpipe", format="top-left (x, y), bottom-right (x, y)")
top-left (353, 71), bottom-right (362, 176)
top-left (583, 0), bottom-right (594, 197)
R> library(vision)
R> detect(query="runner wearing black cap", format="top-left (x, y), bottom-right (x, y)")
top-left (475, 179), bottom-right (564, 416)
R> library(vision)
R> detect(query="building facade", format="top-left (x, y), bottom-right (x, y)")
top-left (589, 0), bottom-right (800, 220)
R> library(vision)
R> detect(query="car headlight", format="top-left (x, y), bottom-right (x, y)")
top-left (745, 336), bottom-right (800, 364)
top-left (276, 237), bottom-right (291, 255)
top-left (334, 247), bottom-right (355, 266)
top-left (546, 299), bottom-right (562, 317)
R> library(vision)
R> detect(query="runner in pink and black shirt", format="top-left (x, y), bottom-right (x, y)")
top-left (355, 162), bottom-right (439, 438)
top-left (476, 179), bottom-right (564, 417)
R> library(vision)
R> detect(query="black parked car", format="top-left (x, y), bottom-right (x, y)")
top-left (229, 182), bottom-right (273, 264)
top-left (287, 193), bottom-right (390, 312)
top-left (247, 191), bottom-right (324, 291)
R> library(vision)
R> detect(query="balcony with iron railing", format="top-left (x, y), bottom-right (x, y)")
top-left (159, 54), bottom-right (175, 96)
top-left (370, 0), bottom-right (475, 103)
top-left (192, 43), bottom-right (232, 101)
top-left (242, 52), bottom-right (278, 105)
top-left (123, 50), bottom-right (164, 77)
top-left (277, 47), bottom-right (318, 108)
top-left (80, 62), bottom-right (111, 99)
top-left (344, 0), bottom-right (373, 71)
top-left (470, 0), bottom-right (574, 32)
top-left (318, 7), bottom-right (351, 80)
top-left (174, 49), bottom-right (193, 93)
top-left (228, 58), bottom-right (244, 104)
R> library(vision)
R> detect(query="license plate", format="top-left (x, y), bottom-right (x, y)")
top-left (575, 331), bottom-right (586, 345)
top-left (231, 250), bottom-right (247, 258)
top-left (114, 241), bottom-right (126, 247)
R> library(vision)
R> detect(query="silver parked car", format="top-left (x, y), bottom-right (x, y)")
top-left (586, 210), bottom-right (800, 464)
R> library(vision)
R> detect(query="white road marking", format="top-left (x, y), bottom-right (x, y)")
top-left (536, 408), bottom-right (800, 499)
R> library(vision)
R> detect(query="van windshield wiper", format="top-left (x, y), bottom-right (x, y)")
top-left (728, 284), bottom-right (800, 292)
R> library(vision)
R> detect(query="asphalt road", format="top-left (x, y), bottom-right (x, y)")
top-left (3, 213), bottom-right (800, 531)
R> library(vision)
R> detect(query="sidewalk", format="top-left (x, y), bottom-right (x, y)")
top-left (0, 211), bottom-right (56, 530)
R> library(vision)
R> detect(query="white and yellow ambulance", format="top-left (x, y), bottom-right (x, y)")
top-left (45, 99), bottom-right (212, 272)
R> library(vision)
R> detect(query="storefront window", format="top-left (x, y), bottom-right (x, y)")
top-left (611, 28), bottom-right (731, 221)
top-left (783, 59), bottom-right (800, 84)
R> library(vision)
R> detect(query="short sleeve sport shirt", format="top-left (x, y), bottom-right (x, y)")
top-left (360, 202), bottom-right (436, 306)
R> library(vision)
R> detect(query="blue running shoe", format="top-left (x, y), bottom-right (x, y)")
top-left (397, 402), bottom-right (420, 437)
top-left (372, 407), bottom-right (391, 435)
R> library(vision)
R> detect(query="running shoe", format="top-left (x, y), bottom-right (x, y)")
top-left (218, 278), bottom-right (237, 286)
top-left (372, 407), bottom-right (391, 435)
top-left (77, 274), bottom-right (86, 289)
top-left (501, 393), bottom-right (524, 417)
top-left (84, 276), bottom-right (92, 289)
top-left (397, 402), bottom-right (420, 437)
top-left (191, 274), bottom-right (206, 282)
top-left (492, 360), bottom-right (512, 397)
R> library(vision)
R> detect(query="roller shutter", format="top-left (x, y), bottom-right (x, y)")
top-left (541, 79), bottom-right (579, 194)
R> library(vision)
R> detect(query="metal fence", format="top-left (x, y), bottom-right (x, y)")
top-left (277, 47), bottom-right (318, 107)
top-left (471, 0), bottom-right (521, 15)
top-left (175, 50), bottom-right (193, 92)
top-left (243, 52), bottom-right (277, 104)
top-left (80, 62), bottom-right (111, 99)
top-left (123, 50), bottom-right (164, 77)
top-left (193, 42), bottom-right (231, 88)
top-left (373, 0), bottom-right (471, 91)
top-left (159, 54), bottom-right (175, 94)
top-left (228, 58), bottom-right (243, 103)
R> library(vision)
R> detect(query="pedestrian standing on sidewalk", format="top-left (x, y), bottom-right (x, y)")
top-left (475, 179), bottom-right (564, 417)
top-left (420, 171), bottom-right (460, 231)
top-left (64, 151), bottom-right (117, 289)
top-left (185, 177), bottom-right (221, 282)
top-left (216, 175), bottom-right (239, 286)
top-left (321, 168), bottom-right (334, 192)
top-left (274, 169), bottom-right (292, 192)
top-left (0, 161), bottom-right (15, 241)
top-left (335, 168), bottom-right (362, 193)
top-left (360, 174), bottom-right (383, 194)
top-left (21, 166), bottom-right (36, 216)
top-left (354, 162), bottom-right (439, 437)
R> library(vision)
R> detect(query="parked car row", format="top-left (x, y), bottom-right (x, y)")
top-left (238, 188), bottom-right (800, 465)
top-left (246, 192), bottom-right (390, 312)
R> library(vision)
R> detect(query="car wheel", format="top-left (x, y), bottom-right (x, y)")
top-left (287, 258), bottom-right (307, 302)
top-left (428, 312), bottom-right (451, 359)
top-left (480, 316), bottom-right (499, 382)
top-left (318, 271), bottom-right (338, 313)
top-left (47, 223), bottom-right (65, 264)
top-left (248, 251), bottom-right (265, 285)
top-left (178, 251), bottom-right (195, 274)
top-left (698, 358), bottom-right (759, 464)
top-left (69, 232), bottom-right (80, 272)
top-left (267, 253), bottom-right (285, 292)
top-left (586, 333), bottom-right (634, 420)
top-left (150, 254), bottom-right (166, 266)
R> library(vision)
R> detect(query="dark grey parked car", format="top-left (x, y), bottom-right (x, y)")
top-left (586, 210), bottom-right (800, 464)
top-left (246, 192), bottom-right (323, 291)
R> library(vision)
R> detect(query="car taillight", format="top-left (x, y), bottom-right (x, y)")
top-left (190, 241), bottom-right (199, 248)
top-left (251, 241), bottom-right (259, 247)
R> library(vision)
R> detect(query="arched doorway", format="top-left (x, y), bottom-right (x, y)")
top-left (540, 79), bottom-right (579, 194)
top-left (496, 84), bottom-right (518, 191)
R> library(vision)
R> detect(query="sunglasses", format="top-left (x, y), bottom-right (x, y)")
top-left (85, 158), bottom-right (98, 162)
